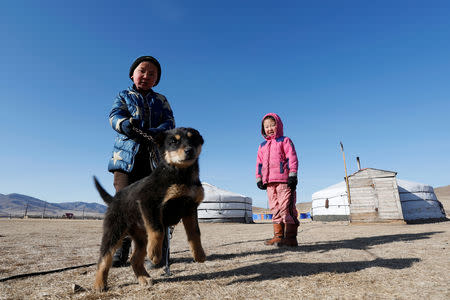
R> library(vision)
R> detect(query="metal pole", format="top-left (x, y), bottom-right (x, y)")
top-left (24, 201), bottom-right (29, 218)
top-left (42, 202), bottom-right (47, 219)
top-left (163, 226), bottom-right (172, 276)
top-left (340, 142), bottom-right (351, 205)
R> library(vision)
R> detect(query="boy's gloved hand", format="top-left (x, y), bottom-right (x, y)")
top-left (288, 176), bottom-right (298, 190)
top-left (121, 119), bottom-right (159, 141)
top-left (144, 128), bottom-right (160, 138)
top-left (121, 119), bottom-right (139, 138)
top-left (257, 181), bottom-right (267, 190)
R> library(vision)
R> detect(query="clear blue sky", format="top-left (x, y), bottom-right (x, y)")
top-left (1, 0), bottom-right (449, 208)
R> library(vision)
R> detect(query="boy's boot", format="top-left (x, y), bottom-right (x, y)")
top-left (277, 223), bottom-right (299, 247)
top-left (112, 237), bottom-right (131, 267)
top-left (264, 223), bottom-right (284, 245)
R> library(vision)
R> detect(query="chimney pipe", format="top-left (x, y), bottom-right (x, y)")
top-left (356, 157), bottom-right (361, 170)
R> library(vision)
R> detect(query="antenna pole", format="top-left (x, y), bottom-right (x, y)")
top-left (340, 142), bottom-right (352, 205)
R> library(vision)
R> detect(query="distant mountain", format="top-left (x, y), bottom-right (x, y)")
top-left (0, 193), bottom-right (107, 218)
top-left (434, 185), bottom-right (450, 215)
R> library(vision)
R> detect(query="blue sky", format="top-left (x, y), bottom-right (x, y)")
top-left (1, 0), bottom-right (449, 208)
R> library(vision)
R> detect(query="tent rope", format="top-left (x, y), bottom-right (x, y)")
top-left (0, 263), bottom-right (96, 283)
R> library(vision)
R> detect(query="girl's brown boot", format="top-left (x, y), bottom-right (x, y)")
top-left (277, 223), bottom-right (298, 247)
top-left (264, 223), bottom-right (284, 245)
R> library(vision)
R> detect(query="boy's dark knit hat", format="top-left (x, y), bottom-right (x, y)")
top-left (129, 56), bottom-right (161, 86)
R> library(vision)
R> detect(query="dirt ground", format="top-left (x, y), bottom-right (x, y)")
top-left (0, 218), bottom-right (449, 300)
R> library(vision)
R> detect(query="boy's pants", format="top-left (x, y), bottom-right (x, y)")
top-left (267, 183), bottom-right (298, 224)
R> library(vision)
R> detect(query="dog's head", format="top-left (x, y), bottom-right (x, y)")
top-left (155, 127), bottom-right (204, 168)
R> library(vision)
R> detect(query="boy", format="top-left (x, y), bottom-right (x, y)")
top-left (108, 56), bottom-right (175, 266)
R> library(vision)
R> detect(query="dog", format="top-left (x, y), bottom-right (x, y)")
top-left (93, 127), bottom-right (206, 292)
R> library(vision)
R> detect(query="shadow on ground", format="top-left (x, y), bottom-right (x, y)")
top-left (157, 257), bottom-right (420, 285)
top-left (202, 231), bottom-right (444, 260)
top-left (161, 231), bottom-right (442, 284)
top-left (172, 231), bottom-right (442, 263)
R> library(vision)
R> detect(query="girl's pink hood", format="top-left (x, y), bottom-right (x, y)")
top-left (256, 112), bottom-right (298, 184)
top-left (261, 112), bottom-right (283, 140)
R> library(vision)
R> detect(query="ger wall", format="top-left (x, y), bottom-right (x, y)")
top-left (349, 169), bottom-right (403, 222)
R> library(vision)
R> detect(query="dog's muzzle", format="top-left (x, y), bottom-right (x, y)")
top-left (184, 147), bottom-right (194, 159)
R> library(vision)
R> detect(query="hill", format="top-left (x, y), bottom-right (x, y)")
top-left (434, 185), bottom-right (450, 215)
top-left (0, 193), bottom-right (106, 218)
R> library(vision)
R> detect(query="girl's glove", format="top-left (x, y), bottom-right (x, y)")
top-left (288, 176), bottom-right (298, 190)
top-left (257, 181), bottom-right (267, 190)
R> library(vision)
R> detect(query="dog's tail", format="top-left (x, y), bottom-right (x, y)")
top-left (93, 176), bottom-right (113, 205)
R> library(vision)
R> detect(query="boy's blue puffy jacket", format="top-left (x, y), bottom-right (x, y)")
top-left (107, 86), bottom-right (175, 173)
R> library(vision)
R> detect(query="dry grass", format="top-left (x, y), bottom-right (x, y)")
top-left (0, 218), bottom-right (449, 299)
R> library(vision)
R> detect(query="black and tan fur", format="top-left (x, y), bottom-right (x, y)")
top-left (93, 127), bottom-right (205, 292)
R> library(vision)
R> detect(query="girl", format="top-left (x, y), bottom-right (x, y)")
top-left (256, 113), bottom-right (299, 247)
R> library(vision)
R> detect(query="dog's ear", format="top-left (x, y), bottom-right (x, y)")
top-left (188, 128), bottom-right (204, 145)
top-left (186, 127), bottom-right (204, 145)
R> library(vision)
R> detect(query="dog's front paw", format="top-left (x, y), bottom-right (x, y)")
top-left (147, 245), bottom-right (162, 265)
top-left (193, 247), bottom-right (206, 263)
top-left (93, 281), bottom-right (107, 293)
top-left (151, 255), bottom-right (162, 265)
top-left (137, 275), bottom-right (152, 286)
top-left (94, 269), bottom-right (108, 292)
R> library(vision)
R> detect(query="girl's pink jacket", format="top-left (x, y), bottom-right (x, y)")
top-left (256, 113), bottom-right (298, 184)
